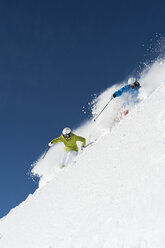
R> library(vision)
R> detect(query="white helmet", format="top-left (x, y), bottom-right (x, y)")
top-left (128, 77), bottom-right (136, 86)
top-left (62, 127), bottom-right (71, 137)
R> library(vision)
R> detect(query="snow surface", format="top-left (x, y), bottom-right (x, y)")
top-left (0, 59), bottom-right (165, 247)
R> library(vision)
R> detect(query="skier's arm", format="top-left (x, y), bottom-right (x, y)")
top-left (49, 136), bottom-right (63, 146)
top-left (75, 135), bottom-right (86, 147)
top-left (113, 85), bottom-right (130, 98)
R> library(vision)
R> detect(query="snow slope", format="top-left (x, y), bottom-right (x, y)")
top-left (0, 59), bottom-right (165, 247)
top-left (32, 58), bottom-right (165, 188)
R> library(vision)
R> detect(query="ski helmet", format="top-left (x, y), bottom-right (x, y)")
top-left (62, 127), bottom-right (71, 138)
top-left (128, 77), bottom-right (136, 86)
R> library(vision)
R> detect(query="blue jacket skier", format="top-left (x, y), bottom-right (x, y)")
top-left (112, 78), bottom-right (141, 105)
top-left (112, 78), bottom-right (141, 119)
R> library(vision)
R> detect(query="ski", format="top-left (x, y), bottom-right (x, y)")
top-left (83, 140), bottom-right (97, 149)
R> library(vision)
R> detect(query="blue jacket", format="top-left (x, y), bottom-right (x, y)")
top-left (113, 84), bottom-right (140, 105)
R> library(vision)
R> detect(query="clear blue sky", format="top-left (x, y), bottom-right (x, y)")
top-left (0, 0), bottom-right (165, 217)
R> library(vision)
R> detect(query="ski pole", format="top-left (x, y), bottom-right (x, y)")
top-left (42, 147), bottom-right (50, 159)
top-left (93, 98), bottom-right (112, 122)
top-left (83, 141), bottom-right (95, 148)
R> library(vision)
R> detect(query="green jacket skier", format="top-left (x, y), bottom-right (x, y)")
top-left (49, 130), bottom-right (86, 152)
top-left (48, 127), bottom-right (86, 167)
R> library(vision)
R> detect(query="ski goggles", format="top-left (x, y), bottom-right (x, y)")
top-left (131, 81), bottom-right (140, 87)
top-left (63, 133), bottom-right (71, 138)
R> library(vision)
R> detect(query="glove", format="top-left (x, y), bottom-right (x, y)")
top-left (111, 93), bottom-right (116, 99)
top-left (48, 142), bottom-right (53, 147)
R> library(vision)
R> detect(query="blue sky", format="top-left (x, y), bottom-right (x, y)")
top-left (0, 0), bottom-right (165, 217)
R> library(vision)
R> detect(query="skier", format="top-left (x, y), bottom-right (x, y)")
top-left (48, 127), bottom-right (86, 168)
top-left (111, 77), bottom-right (141, 120)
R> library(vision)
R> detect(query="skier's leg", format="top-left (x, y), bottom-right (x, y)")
top-left (65, 151), bottom-right (78, 166)
top-left (115, 106), bottom-right (124, 122)
top-left (60, 152), bottom-right (67, 168)
top-left (122, 103), bottom-right (129, 116)
top-left (116, 105), bottom-right (129, 121)
top-left (123, 109), bottom-right (129, 116)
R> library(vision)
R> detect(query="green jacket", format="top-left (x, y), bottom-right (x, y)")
top-left (50, 133), bottom-right (86, 152)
